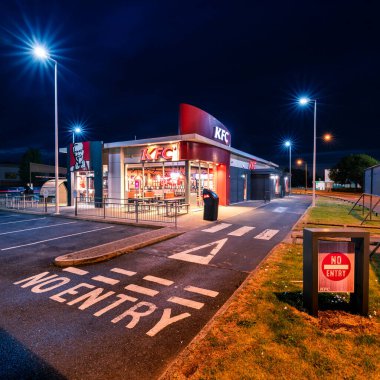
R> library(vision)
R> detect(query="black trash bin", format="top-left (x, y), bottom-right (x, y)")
top-left (203, 189), bottom-right (219, 221)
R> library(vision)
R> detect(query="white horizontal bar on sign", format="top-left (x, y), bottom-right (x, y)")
top-left (228, 226), bottom-right (255, 237)
top-left (254, 229), bottom-right (279, 240)
top-left (202, 223), bottom-right (232, 233)
top-left (323, 265), bottom-right (349, 270)
top-left (143, 275), bottom-right (174, 286)
top-left (111, 268), bottom-right (137, 276)
top-left (62, 267), bottom-right (89, 276)
top-left (167, 296), bottom-right (204, 310)
top-left (184, 285), bottom-right (219, 297)
top-left (92, 275), bottom-right (120, 285)
top-left (125, 284), bottom-right (159, 297)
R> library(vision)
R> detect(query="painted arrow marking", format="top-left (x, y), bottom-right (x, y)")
top-left (168, 238), bottom-right (228, 265)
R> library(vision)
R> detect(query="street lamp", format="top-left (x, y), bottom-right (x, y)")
top-left (33, 44), bottom-right (60, 214)
top-left (296, 159), bottom-right (308, 192)
top-left (72, 126), bottom-right (82, 143)
top-left (299, 97), bottom-right (317, 207)
top-left (284, 140), bottom-right (292, 195)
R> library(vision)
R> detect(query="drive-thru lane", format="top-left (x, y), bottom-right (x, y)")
top-left (0, 196), bottom-right (310, 380)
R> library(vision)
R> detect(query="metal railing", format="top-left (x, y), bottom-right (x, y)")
top-left (75, 197), bottom-right (190, 226)
top-left (0, 194), bottom-right (44, 210)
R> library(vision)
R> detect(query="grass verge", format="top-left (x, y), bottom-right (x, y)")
top-left (162, 200), bottom-right (380, 380)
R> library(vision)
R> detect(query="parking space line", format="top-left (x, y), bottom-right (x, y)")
top-left (143, 275), bottom-right (174, 286)
top-left (1, 226), bottom-right (114, 251)
top-left (0, 217), bottom-right (46, 225)
top-left (125, 284), bottom-right (159, 297)
top-left (63, 267), bottom-right (89, 275)
top-left (111, 268), bottom-right (137, 276)
top-left (92, 275), bottom-right (120, 285)
top-left (0, 221), bottom-right (77, 235)
top-left (167, 296), bottom-right (204, 309)
top-left (184, 285), bottom-right (219, 297)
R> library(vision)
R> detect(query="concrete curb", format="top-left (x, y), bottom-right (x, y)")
top-left (54, 227), bottom-right (184, 267)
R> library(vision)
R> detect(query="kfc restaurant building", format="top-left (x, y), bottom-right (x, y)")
top-left (66, 104), bottom-right (287, 206)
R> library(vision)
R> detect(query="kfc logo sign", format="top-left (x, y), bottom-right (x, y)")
top-left (214, 126), bottom-right (230, 145)
top-left (141, 145), bottom-right (178, 161)
top-left (249, 160), bottom-right (256, 170)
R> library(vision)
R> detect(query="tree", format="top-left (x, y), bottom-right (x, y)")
top-left (19, 148), bottom-right (42, 185)
top-left (329, 154), bottom-right (378, 188)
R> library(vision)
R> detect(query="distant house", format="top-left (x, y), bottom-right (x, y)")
top-left (364, 164), bottom-right (380, 196)
top-left (0, 163), bottom-right (21, 187)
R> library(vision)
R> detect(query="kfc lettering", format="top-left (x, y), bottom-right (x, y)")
top-left (141, 146), bottom-right (177, 161)
top-left (214, 126), bottom-right (230, 145)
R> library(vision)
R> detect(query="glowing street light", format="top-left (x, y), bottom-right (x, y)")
top-left (284, 140), bottom-right (292, 195)
top-left (72, 126), bottom-right (82, 143)
top-left (296, 159), bottom-right (308, 192)
top-left (299, 97), bottom-right (317, 207)
top-left (33, 44), bottom-right (60, 214)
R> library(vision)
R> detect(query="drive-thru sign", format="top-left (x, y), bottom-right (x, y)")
top-left (303, 228), bottom-right (369, 317)
top-left (318, 242), bottom-right (355, 293)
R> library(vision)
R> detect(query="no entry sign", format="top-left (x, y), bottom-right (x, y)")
top-left (318, 242), bottom-right (355, 293)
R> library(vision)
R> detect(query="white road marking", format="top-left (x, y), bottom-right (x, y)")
top-left (324, 265), bottom-right (349, 270)
top-left (168, 238), bottom-right (228, 265)
top-left (0, 215), bottom-right (20, 219)
top-left (1, 226), bottom-right (114, 251)
top-left (125, 284), bottom-right (159, 297)
top-left (184, 285), bottom-right (219, 297)
top-left (62, 267), bottom-right (89, 276)
top-left (167, 296), bottom-right (204, 310)
top-left (0, 217), bottom-right (46, 225)
top-left (92, 275), bottom-right (120, 285)
top-left (228, 226), bottom-right (255, 236)
top-left (143, 275), bottom-right (174, 286)
top-left (0, 221), bottom-right (77, 235)
top-left (254, 229), bottom-right (279, 240)
top-left (110, 268), bottom-right (137, 276)
top-left (202, 223), bottom-right (232, 233)
top-left (273, 207), bottom-right (288, 213)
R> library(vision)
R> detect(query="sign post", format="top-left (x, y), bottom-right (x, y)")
top-left (303, 228), bottom-right (369, 317)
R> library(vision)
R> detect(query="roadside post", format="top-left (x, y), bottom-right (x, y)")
top-left (73, 190), bottom-right (78, 216)
top-left (42, 188), bottom-right (49, 213)
top-left (303, 228), bottom-right (369, 317)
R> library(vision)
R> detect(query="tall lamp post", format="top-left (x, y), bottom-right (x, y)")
top-left (297, 159), bottom-right (308, 192)
top-left (299, 97), bottom-right (317, 207)
top-left (72, 126), bottom-right (82, 143)
top-left (284, 140), bottom-right (292, 195)
top-left (33, 45), bottom-right (60, 214)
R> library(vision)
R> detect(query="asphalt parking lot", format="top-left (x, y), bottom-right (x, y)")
top-left (0, 210), bottom-right (150, 268)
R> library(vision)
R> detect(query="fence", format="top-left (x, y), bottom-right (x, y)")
top-left (75, 197), bottom-right (190, 226)
top-left (349, 193), bottom-right (380, 224)
top-left (0, 194), bottom-right (45, 210)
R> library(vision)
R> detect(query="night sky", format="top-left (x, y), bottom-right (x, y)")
top-left (1, 0), bottom-right (379, 175)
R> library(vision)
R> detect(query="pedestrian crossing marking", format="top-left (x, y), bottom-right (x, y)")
top-left (202, 223), bottom-right (232, 233)
top-left (184, 285), bottom-right (219, 297)
top-left (167, 296), bottom-right (204, 310)
top-left (125, 284), bottom-right (159, 297)
top-left (63, 267), bottom-right (89, 276)
top-left (111, 268), bottom-right (137, 276)
top-left (92, 275), bottom-right (120, 285)
top-left (254, 229), bottom-right (279, 240)
top-left (143, 275), bottom-right (174, 286)
top-left (228, 226), bottom-right (255, 236)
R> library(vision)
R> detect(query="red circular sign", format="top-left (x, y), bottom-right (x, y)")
top-left (321, 252), bottom-right (351, 281)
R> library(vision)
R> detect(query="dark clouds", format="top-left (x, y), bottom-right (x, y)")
top-left (0, 0), bottom-right (379, 172)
